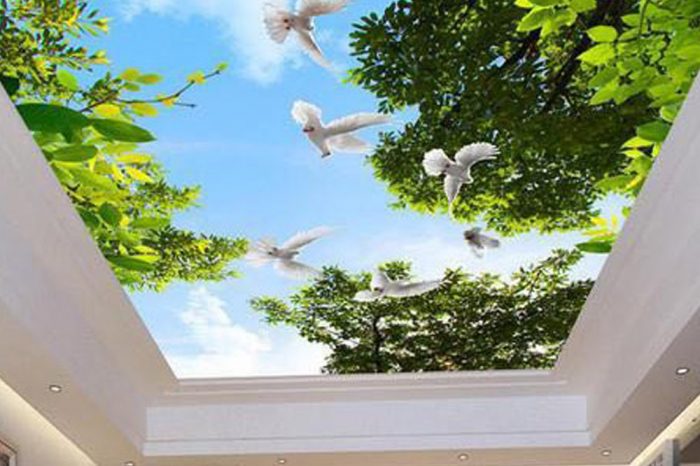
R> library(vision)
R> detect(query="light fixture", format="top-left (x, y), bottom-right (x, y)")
top-left (124, 462), bottom-right (135, 466)
top-left (601, 449), bottom-right (612, 457)
top-left (676, 367), bottom-right (691, 376)
top-left (458, 453), bottom-right (470, 462)
top-left (48, 384), bottom-right (62, 393)
top-left (277, 458), bottom-right (288, 465)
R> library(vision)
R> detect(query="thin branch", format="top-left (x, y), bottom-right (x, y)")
top-left (117, 69), bottom-right (222, 106)
top-left (80, 69), bottom-right (223, 113)
top-left (542, 0), bottom-right (629, 112)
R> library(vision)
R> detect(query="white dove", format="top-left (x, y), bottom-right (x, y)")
top-left (263, 0), bottom-right (350, 68)
top-left (292, 100), bottom-right (391, 158)
top-left (464, 227), bottom-right (501, 258)
top-left (354, 269), bottom-right (444, 302)
top-left (422, 143), bottom-right (500, 206)
top-left (246, 226), bottom-right (332, 279)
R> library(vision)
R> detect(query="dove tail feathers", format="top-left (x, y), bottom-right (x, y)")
top-left (263, 4), bottom-right (294, 43)
top-left (422, 149), bottom-right (451, 176)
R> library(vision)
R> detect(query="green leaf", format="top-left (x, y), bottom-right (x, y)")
top-left (136, 73), bottom-right (162, 85)
top-left (676, 45), bottom-right (700, 63)
top-left (630, 155), bottom-right (653, 175)
top-left (107, 255), bottom-right (156, 272)
top-left (578, 44), bottom-right (615, 65)
top-left (589, 67), bottom-right (618, 88)
top-left (77, 207), bottom-right (100, 229)
top-left (120, 68), bottom-right (141, 81)
top-left (67, 167), bottom-right (118, 192)
top-left (187, 71), bottom-right (207, 84)
top-left (57, 70), bottom-right (80, 91)
top-left (215, 62), bottom-right (229, 72)
top-left (571, 0), bottom-right (596, 13)
top-left (1, 75), bottom-right (20, 96)
top-left (623, 136), bottom-right (654, 148)
top-left (117, 153), bottom-right (152, 164)
top-left (622, 14), bottom-right (640, 27)
top-left (529, 0), bottom-right (564, 6)
top-left (17, 104), bottom-right (90, 134)
top-left (93, 104), bottom-right (121, 118)
top-left (124, 166), bottom-right (154, 183)
top-left (91, 119), bottom-right (156, 142)
top-left (636, 121), bottom-right (671, 143)
top-left (617, 58), bottom-right (644, 74)
top-left (131, 102), bottom-right (159, 117)
top-left (130, 217), bottom-right (170, 229)
top-left (517, 8), bottom-right (553, 32)
top-left (587, 26), bottom-right (618, 43)
top-left (98, 203), bottom-right (122, 226)
top-left (660, 104), bottom-right (680, 123)
top-left (589, 79), bottom-right (619, 105)
top-left (576, 240), bottom-right (613, 254)
top-left (595, 174), bottom-right (635, 192)
top-left (51, 145), bottom-right (98, 162)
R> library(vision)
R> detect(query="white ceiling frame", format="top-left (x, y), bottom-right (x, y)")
top-left (0, 78), bottom-right (699, 466)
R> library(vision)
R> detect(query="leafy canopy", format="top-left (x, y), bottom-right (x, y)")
top-left (0, 0), bottom-right (246, 291)
top-left (348, 0), bottom-right (652, 236)
top-left (513, 0), bottom-right (700, 252)
top-left (252, 250), bottom-right (592, 374)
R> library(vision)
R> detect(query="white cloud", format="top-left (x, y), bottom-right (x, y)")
top-left (167, 287), bottom-right (328, 378)
top-left (120, 0), bottom-right (303, 84)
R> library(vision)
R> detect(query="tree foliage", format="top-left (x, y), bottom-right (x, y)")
top-left (513, 0), bottom-right (700, 252)
top-left (0, 0), bottom-right (246, 291)
top-left (251, 250), bottom-right (592, 374)
top-left (347, 0), bottom-right (660, 236)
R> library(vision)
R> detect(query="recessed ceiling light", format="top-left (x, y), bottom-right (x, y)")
top-left (676, 367), bottom-right (691, 376)
top-left (601, 449), bottom-right (612, 457)
top-left (458, 453), bottom-right (470, 462)
top-left (277, 458), bottom-right (287, 465)
top-left (124, 462), bottom-right (135, 466)
top-left (48, 384), bottom-right (62, 393)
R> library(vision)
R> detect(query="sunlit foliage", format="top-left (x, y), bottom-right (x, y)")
top-left (252, 250), bottom-right (592, 374)
top-left (0, 0), bottom-right (247, 291)
top-left (348, 0), bottom-right (698, 242)
top-left (514, 0), bottom-right (700, 251)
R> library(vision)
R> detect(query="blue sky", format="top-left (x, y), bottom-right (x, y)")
top-left (90, 0), bottom-right (615, 377)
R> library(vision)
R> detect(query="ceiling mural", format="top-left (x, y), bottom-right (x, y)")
top-left (1, 0), bottom-right (697, 377)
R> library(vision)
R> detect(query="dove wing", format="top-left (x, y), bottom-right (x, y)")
top-left (371, 270), bottom-right (391, 289)
top-left (422, 149), bottom-right (452, 176)
top-left (354, 290), bottom-right (383, 302)
top-left (481, 235), bottom-right (501, 249)
top-left (455, 142), bottom-right (499, 169)
top-left (297, 0), bottom-right (350, 17)
top-left (388, 280), bottom-right (443, 298)
top-left (327, 133), bottom-right (371, 153)
top-left (444, 175), bottom-right (463, 206)
top-left (467, 242), bottom-right (485, 258)
top-left (274, 259), bottom-right (320, 280)
top-left (295, 29), bottom-right (332, 68)
top-left (291, 100), bottom-right (323, 126)
top-left (325, 112), bottom-right (391, 137)
top-left (263, 4), bottom-right (294, 43)
top-left (281, 226), bottom-right (333, 251)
